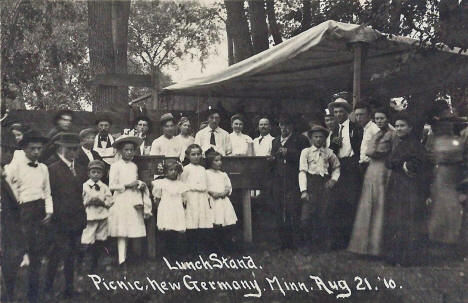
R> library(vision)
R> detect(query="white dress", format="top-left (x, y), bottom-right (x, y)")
top-left (229, 132), bottom-right (253, 155)
top-left (180, 163), bottom-right (213, 229)
top-left (152, 179), bottom-right (188, 232)
top-left (108, 159), bottom-right (152, 238)
top-left (206, 169), bottom-right (237, 226)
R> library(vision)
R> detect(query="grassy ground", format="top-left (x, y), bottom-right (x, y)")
top-left (9, 198), bottom-right (467, 303)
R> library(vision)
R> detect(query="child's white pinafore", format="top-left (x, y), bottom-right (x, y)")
top-left (108, 159), bottom-right (151, 238)
top-left (180, 163), bottom-right (213, 229)
top-left (152, 179), bottom-right (188, 232)
top-left (206, 169), bottom-right (237, 226)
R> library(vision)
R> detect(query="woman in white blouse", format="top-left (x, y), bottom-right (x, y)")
top-left (175, 117), bottom-right (195, 161)
top-left (229, 114), bottom-right (253, 156)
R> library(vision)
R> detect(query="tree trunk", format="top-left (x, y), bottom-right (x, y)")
top-left (88, 0), bottom-right (116, 112)
top-left (266, 0), bottom-right (282, 45)
top-left (389, 0), bottom-right (402, 34)
top-left (301, 0), bottom-right (312, 32)
top-left (248, 1), bottom-right (269, 54)
top-left (112, 0), bottom-right (130, 112)
top-left (224, 0), bottom-right (253, 63)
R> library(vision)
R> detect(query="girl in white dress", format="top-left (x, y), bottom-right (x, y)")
top-left (152, 159), bottom-right (188, 256)
top-left (108, 135), bottom-right (152, 266)
top-left (180, 144), bottom-right (213, 252)
top-left (205, 150), bottom-right (238, 251)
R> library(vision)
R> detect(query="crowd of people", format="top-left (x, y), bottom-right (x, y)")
top-left (1, 96), bottom-right (468, 302)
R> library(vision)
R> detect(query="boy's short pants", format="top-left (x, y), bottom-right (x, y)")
top-left (81, 219), bottom-right (109, 244)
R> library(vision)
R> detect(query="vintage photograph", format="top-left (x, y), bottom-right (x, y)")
top-left (1, 0), bottom-right (467, 302)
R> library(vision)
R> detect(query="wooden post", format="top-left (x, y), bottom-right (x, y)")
top-left (146, 216), bottom-right (157, 258)
top-left (242, 189), bottom-right (253, 242)
top-left (352, 42), bottom-right (364, 109)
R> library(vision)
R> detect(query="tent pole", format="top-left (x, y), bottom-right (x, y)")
top-left (352, 42), bottom-right (364, 109)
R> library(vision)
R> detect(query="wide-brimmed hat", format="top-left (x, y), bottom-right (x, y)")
top-left (328, 98), bottom-right (352, 113)
top-left (112, 135), bottom-right (143, 149)
top-left (79, 128), bottom-right (97, 140)
top-left (308, 124), bottom-right (329, 136)
top-left (18, 130), bottom-right (48, 148)
top-left (54, 132), bottom-right (81, 147)
top-left (53, 109), bottom-right (74, 125)
top-left (160, 113), bottom-right (174, 125)
top-left (88, 159), bottom-right (106, 171)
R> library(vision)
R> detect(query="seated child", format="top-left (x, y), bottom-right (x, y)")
top-left (81, 160), bottom-right (113, 271)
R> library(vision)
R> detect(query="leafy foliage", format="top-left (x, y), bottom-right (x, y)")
top-left (128, 0), bottom-right (222, 73)
top-left (1, 0), bottom-right (90, 110)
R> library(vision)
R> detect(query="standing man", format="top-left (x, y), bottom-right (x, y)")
top-left (124, 116), bottom-right (153, 155)
top-left (5, 131), bottom-right (53, 303)
top-left (194, 108), bottom-right (232, 156)
top-left (45, 133), bottom-right (87, 299)
top-left (41, 109), bottom-right (74, 162)
top-left (270, 115), bottom-right (309, 250)
top-left (76, 128), bottom-right (103, 168)
top-left (354, 102), bottom-right (380, 175)
top-left (328, 98), bottom-right (363, 250)
top-left (324, 108), bottom-right (336, 148)
top-left (150, 113), bottom-right (183, 157)
top-left (46, 109), bottom-right (74, 139)
top-left (253, 117), bottom-right (275, 156)
top-left (93, 116), bottom-right (115, 164)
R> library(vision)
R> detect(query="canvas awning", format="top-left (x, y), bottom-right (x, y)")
top-left (161, 20), bottom-right (468, 101)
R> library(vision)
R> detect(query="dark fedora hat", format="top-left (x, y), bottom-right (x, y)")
top-left (18, 130), bottom-right (48, 148)
top-left (53, 109), bottom-right (74, 125)
top-left (54, 132), bottom-right (81, 147)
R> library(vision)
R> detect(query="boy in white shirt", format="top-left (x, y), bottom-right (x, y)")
top-left (5, 130), bottom-right (53, 302)
top-left (81, 160), bottom-right (113, 271)
top-left (299, 125), bottom-right (340, 252)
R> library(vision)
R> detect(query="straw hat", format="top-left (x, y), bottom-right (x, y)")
top-left (112, 135), bottom-right (143, 149)
top-left (328, 98), bottom-right (352, 113)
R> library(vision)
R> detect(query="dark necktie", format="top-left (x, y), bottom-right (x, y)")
top-left (210, 130), bottom-right (216, 145)
top-left (28, 162), bottom-right (38, 168)
top-left (90, 183), bottom-right (100, 191)
top-left (339, 124), bottom-right (344, 139)
top-left (259, 136), bottom-right (264, 143)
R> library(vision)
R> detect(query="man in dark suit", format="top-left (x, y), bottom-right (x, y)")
top-left (75, 128), bottom-right (109, 183)
top-left (270, 115), bottom-right (310, 250)
top-left (45, 133), bottom-right (87, 299)
top-left (327, 98), bottom-right (363, 250)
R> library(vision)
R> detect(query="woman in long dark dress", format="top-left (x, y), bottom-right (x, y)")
top-left (348, 108), bottom-right (394, 256)
top-left (384, 114), bottom-right (429, 266)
